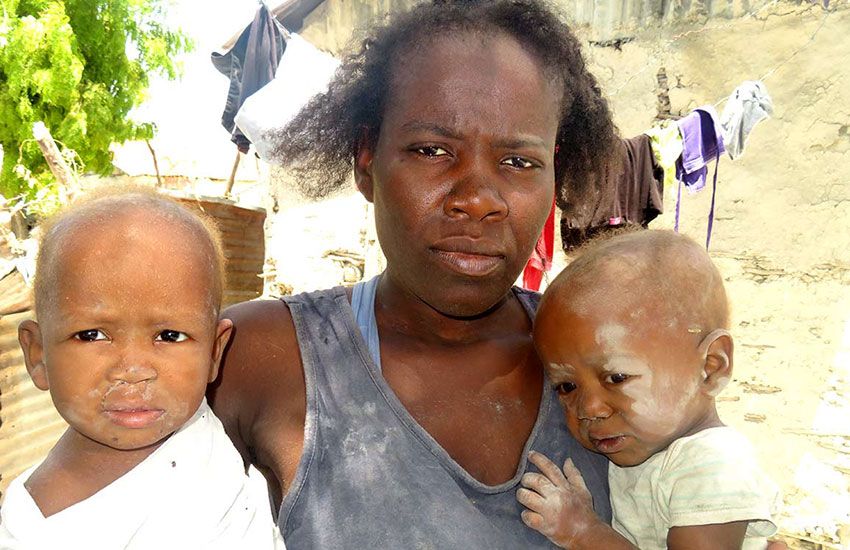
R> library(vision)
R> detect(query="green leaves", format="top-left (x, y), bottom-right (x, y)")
top-left (0, 0), bottom-right (192, 199)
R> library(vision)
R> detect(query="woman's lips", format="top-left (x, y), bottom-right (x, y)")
top-left (430, 249), bottom-right (504, 277)
top-left (103, 408), bottom-right (165, 429)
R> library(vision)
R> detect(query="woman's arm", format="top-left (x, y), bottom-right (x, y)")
top-left (207, 298), bottom-right (307, 507)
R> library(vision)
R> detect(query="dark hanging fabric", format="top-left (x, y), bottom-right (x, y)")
top-left (211, 4), bottom-right (287, 153)
top-left (560, 134), bottom-right (664, 251)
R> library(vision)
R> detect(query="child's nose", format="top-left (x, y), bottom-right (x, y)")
top-left (108, 346), bottom-right (158, 383)
top-left (576, 387), bottom-right (614, 421)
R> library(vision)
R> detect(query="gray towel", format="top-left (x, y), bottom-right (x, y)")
top-left (720, 81), bottom-right (773, 160)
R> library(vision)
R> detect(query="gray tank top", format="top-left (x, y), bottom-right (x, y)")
top-left (280, 286), bottom-right (611, 548)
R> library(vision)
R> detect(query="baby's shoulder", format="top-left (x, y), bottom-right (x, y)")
top-left (654, 427), bottom-right (761, 481)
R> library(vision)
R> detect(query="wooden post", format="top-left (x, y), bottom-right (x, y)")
top-left (32, 122), bottom-right (76, 187)
top-left (225, 150), bottom-right (240, 197)
top-left (146, 140), bottom-right (163, 187)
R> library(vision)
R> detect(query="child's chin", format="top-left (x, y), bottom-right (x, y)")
top-left (82, 428), bottom-right (174, 452)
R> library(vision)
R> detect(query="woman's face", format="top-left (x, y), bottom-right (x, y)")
top-left (356, 32), bottom-right (562, 317)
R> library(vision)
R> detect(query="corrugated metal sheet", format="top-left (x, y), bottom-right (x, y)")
top-left (0, 196), bottom-right (266, 504)
top-left (175, 196), bottom-right (267, 309)
top-left (0, 309), bottom-right (68, 504)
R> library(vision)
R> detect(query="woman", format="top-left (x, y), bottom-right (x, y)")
top-left (209, 1), bottom-right (786, 548)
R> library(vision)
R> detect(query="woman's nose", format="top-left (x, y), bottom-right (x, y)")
top-left (444, 156), bottom-right (508, 222)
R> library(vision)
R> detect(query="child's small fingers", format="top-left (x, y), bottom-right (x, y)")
top-left (521, 472), bottom-right (554, 493)
top-left (516, 487), bottom-right (547, 512)
top-left (521, 510), bottom-right (546, 531)
top-left (528, 451), bottom-right (568, 486)
top-left (562, 458), bottom-right (589, 493)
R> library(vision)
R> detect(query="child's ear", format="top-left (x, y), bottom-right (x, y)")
top-left (354, 137), bottom-right (375, 203)
top-left (699, 329), bottom-right (733, 397)
top-left (19, 320), bottom-right (49, 391)
top-left (207, 318), bottom-right (234, 384)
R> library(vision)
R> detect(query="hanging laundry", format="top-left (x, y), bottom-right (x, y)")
top-left (212, 3), bottom-right (288, 153)
top-left (560, 134), bottom-right (664, 250)
top-left (234, 33), bottom-right (340, 164)
top-left (522, 199), bottom-right (555, 291)
top-left (675, 105), bottom-right (725, 193)
top-left (720, 81), bottom-right (773, 160)
top-left (674, 105), bottom-right (725, 249)
top-left (645, 122), bottom-right (684, 200)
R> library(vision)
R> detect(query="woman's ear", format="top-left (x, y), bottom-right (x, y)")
top-left (354, 136), bottom-right (375, 203)
top-left (699, 329), bottom-right (733, 398)
top-left (19, 319), bottom-right (49, 391)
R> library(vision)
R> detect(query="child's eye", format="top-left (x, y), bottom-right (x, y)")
top-left (554, 382), bottom-right (577, 395)
top-left (604, 373), bottom-right (630, 384)
top-left (75, 329), bottom-right (107, 342)
top-left (156, 330), bottom-right (188, 343)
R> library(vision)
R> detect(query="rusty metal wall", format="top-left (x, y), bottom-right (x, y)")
top-left (0, 309), bottom-right (68, 504)
top-left (176, 196), bottom-right (267, 309)
top-left (0, 196), bottom-right (266, 504)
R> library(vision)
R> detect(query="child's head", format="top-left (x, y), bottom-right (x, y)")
top-left (534, 230), bottom-right (732, 467)
top-left (18, 185), bottom-right (232, 452)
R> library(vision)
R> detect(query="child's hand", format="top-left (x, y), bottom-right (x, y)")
top-left (517, 451), bottom-right (603, 549)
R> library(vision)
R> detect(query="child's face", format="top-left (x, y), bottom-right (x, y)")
top-left (21, 213), bottom-right (230, 452)
top-left (534, 295), bottom-right (717, 467)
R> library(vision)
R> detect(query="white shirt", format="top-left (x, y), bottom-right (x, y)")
top-left (0, 399), bottom-right (283, 550)
top-left (609, 427), bottom-right (781, 550)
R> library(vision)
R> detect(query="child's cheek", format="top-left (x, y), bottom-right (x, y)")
top-left (620, 369), bottom-right (699, 438)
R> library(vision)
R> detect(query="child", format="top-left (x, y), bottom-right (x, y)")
top-left (0, 187), bottom-right (282, 549)
top-left (517, 230), bottom-right (781, 550)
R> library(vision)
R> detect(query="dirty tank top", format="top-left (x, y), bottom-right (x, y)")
top-left (280, 286), bottom-right (611, 549)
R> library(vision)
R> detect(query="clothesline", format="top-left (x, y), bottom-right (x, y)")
top-left (607, 0), bottom-right (835, 99)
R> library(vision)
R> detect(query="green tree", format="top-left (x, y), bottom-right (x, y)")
top-left (0, 0), bottom-right (192, 199)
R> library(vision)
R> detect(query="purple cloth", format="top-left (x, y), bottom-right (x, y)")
top-left (675, 106), bottom-right (726, 193)
top-left (674, 105), bottom-right (726, 250)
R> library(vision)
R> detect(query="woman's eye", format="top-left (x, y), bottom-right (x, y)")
top-left (414, 146), bottom-right (449, 157)
top-left (156, 330), bottom-right (188, 343)
top-left (605, 373), bottom-right (630, 384)
top-left (75, 329), bottom-right (107, 342)
top-left (554, 382), bottom-right (577, 395)
top-left (502, 156), bottom-right (535, 169)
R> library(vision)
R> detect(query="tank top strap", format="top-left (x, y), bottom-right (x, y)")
top-left (350, 274), bottom-right (382, 371)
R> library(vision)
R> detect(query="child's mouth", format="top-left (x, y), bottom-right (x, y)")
top-left (590, 435), bottom-right (627, 454)
top-left (103, 408), bottom-right (165, 429)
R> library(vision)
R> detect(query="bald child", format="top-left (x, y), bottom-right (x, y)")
top-left (0, 187), bottom-right (281, 549)
top-left (517, 230), bottom-right (780, 550)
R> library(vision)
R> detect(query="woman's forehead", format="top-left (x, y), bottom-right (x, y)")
top-left (382, 32), bottom-right (562, 136)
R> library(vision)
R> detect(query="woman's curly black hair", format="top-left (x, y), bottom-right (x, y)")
top-left (269, 0), bottom-right (617, 210)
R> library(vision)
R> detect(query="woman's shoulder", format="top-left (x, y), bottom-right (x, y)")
top-left (208, 298), bottom-right (305, 460)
